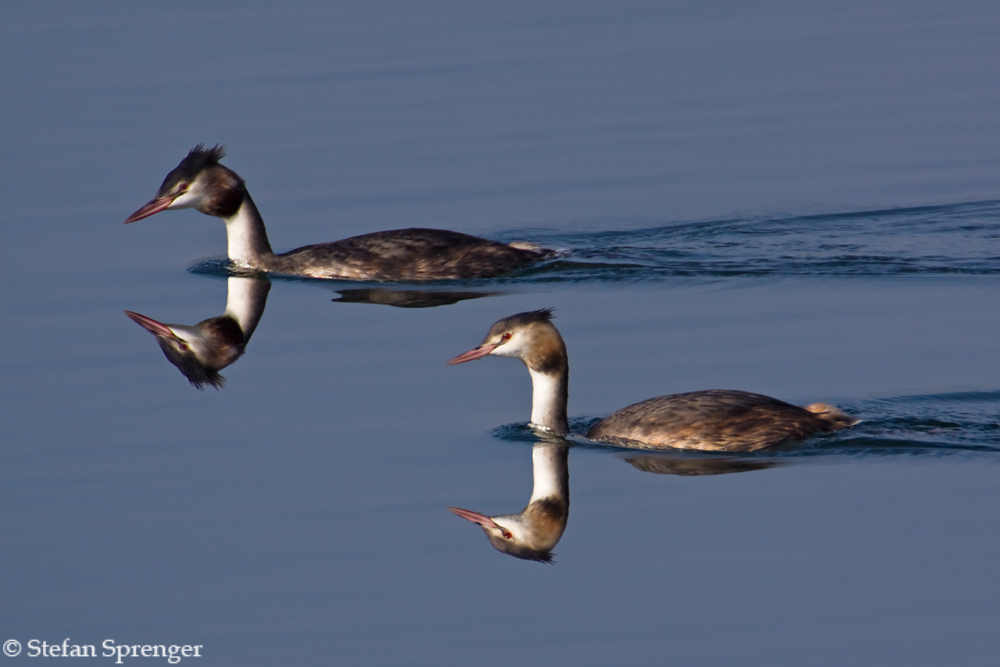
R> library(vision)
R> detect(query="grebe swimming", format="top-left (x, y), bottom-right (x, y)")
top-left (125, 145), bottom-right (552, 280)
top-left (448, 309), bottom-right (856, 451)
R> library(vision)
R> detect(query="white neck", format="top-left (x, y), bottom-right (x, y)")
top-left (528, 443), bottom-right (569, 504)
top-left (223, 277), bottom-right (270, 341)
top-left (527, 367), bottom-right (569, 436)
top-left (222, 194), bottom-right (274, 267)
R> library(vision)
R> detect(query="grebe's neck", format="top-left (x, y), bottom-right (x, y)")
top-left (223, 276), bottom-right (271, 342)
top-left (527, 365), bottom-right (569, 436)
top-left (222, 193), bottom-right (275, 268)
top-left (528, 442), bottom-right (569, 505)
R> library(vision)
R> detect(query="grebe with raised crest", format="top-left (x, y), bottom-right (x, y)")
top-left (125, 145), bottom-right (553, 281)
top-left (448, 309), bottom-right (857, 451)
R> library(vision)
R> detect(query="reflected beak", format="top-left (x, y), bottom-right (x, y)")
top-left (448, 506), bottom-right (500, 529)
top-left (447, 343), bottom-right (498, 365)
top-left (124, 195), bottom-right (177, 224)
top-left (124, 310), bottom-right (178, 339)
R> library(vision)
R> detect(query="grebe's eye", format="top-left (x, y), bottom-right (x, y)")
top-left (176, 182), bottom-right (189, 193)
top-left (501, 332), bottom-right (512, 342)
top-left (502, 530), bottom-right (513, 539)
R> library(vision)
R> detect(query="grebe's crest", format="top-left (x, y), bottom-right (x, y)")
top-left (180, 144), bottom-right (226, 173)
top-left (157, 144), bottom-right (229, 194)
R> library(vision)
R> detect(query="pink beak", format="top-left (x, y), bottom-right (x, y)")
top-left (448, 506), bottom-right (500, 529)
top-left (124, 195), bottom-right (176, 224)
top-left (124, 310), bottom-right (177, 338)
top-left (447, 343), bottom-right (498, 365)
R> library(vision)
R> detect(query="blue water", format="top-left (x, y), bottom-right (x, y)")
top-left (4, 2), bottom-right (1000, 666)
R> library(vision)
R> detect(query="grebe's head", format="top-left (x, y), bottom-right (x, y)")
top-left (124, 144), bottom-right (245, 223)
top-left (448, 503), bottom-right (566, 563)
top-left (124, 310), bottom-right (245, 390)
top-left (447, 309), bottom-right (565, 373)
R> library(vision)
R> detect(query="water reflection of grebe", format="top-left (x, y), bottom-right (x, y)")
top-left (449, 443), bottom-right (569, 563)
top-left (125, 145), bottom-right (552, 280)
top-left (449, 443), bottom-right (785, 561)
top-left (622, 454), bottom-right (781, 476)
top-left (448, 309), bottom-right (856, 451)
top-left (124, 277), bottom-right (269, 389)
top-left (332, 289), bottom-right (498, 309)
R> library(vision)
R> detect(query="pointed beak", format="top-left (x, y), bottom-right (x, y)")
top-left (448, 506), bottom-right (500, 529)
top-left (124, 194), bottom-right (177, 224)
top-left (124, 310), bottom-right (178, 339)
top-left (447, 343), bottom-right (498, 365)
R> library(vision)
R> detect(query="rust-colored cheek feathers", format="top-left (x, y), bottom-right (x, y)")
top-left (524, 332), bottom-right (567, 375)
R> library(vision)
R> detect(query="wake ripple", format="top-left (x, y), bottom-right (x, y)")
top-left (500, 199), bottom-right (1000, 282)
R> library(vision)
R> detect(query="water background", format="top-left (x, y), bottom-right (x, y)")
top-left (3, 2), bottom-right (1000, 665)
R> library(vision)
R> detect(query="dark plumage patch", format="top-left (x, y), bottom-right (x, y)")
top-left (487, 309), bottom-right (555, 337)
top-left (530, 497), bottom-right (568, 525)
top-left (199, 316), bottom-right (247, 356)
top-left (529, 344), bottom-right (567, 376)
top-left (203, 180), bottom-right (245, 218)
top-left (156, 144), bottom-right (230, 200)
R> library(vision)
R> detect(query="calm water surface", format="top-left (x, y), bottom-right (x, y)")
top-left (3, 3), bottom-right (1000, 666)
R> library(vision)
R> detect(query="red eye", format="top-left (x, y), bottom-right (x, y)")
top-left (502, 531), bottom-right (513, 539)
top-left (501, 332), bottom-right (512, 342)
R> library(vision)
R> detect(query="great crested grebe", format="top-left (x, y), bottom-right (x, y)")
top-left (125, 145), bottom-right (552, 280)
top-left (448, 309), bottom-right (857, 451)
top-left (125, 276), bottom-right (270, 389)
top-left (449, 442), bottom-right (569, 563)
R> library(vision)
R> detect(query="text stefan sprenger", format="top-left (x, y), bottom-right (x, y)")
top-left (27, 639), bottom-right (203, 664)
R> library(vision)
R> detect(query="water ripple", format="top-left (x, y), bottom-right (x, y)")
top-left (503, 199), bottom-right (1000, 281)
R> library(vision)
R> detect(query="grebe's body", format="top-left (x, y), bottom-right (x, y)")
top-left (449, 442), bottom-right (569, 563)
top-left (448, 310), bottom-right (856, 452)
top-left (125, 145), bottom-right (551, 281)
top-left (587, 390), bottom-right (855, 451)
